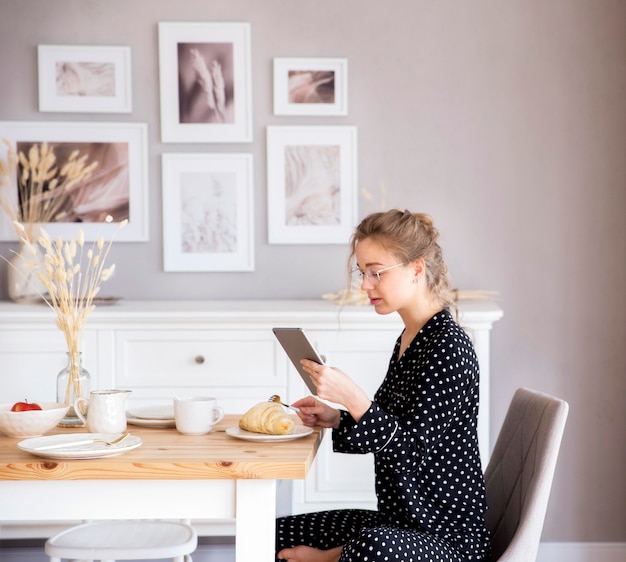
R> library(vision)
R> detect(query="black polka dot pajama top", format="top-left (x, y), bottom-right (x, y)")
top-left (276, 310), bottom-right (491, 561)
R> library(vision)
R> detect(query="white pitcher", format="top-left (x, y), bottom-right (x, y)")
top-left (74, 389), bottom-right (132, 433)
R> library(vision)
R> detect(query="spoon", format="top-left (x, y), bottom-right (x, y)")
top-left (268, 394), bottom-right (300, 413)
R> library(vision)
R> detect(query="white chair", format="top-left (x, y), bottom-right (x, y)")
top-left (484, 387), bottom-right (569, 561)
top-left (45, 520), bottom-right (198, 562)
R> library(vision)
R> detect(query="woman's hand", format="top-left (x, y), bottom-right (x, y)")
top-left (291, 396), bottom-right (340, 429)
top-left (300, 359), bottom-right (372, 423)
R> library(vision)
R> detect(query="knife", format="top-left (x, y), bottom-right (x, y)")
top-left (31, 433), bottom-right (129, 451)
top-left (31, 438), bottom-right (102, 451)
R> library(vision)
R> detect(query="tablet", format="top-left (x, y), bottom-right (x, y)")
top-left (273, 327), bottom-right (324, 395)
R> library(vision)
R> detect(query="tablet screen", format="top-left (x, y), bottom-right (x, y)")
top-left (273, 327), bottom-right (324, 395)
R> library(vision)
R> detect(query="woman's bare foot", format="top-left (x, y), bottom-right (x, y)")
top-left (277, 545), bottom-right (342, 562)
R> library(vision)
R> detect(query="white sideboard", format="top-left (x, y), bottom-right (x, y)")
top-left (0, 299), bottom-right (502, 534)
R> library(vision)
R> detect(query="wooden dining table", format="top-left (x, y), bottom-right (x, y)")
top-left (0, 415), bottom-right (324, 562)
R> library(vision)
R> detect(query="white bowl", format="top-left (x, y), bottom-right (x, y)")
top-left (0, 402), bottom-right (70, 438)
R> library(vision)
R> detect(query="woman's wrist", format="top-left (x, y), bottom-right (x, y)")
top-left (332, 409), bottom-right (342, 429)
top-left (345, 393), bottom-right (372, 423)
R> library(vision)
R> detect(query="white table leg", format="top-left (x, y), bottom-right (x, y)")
top-left (235, 479), bottom-right (277, 562)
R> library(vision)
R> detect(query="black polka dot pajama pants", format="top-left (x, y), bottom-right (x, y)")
top-left (276, 509), bottom-right (467, 561)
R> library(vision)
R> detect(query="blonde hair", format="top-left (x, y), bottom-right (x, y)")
top-left (348, 209), bottom-right (457, 314)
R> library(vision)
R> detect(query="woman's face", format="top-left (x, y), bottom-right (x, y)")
top-left (354, 238), bottom-right (415, 315)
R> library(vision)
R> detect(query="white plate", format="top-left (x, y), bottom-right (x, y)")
top-left (126, 405), bottom-right (174, 421)
top-left (17, 433), bottom-right (143, 459)
top-left (225, 425), bottom-right (313, 442)
top-left (126, 416), bottom-right (176, 428)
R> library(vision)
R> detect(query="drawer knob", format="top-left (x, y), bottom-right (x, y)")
top-left (194, 355), bottom-right (205, 365)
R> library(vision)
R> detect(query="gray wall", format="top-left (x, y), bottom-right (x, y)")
top-left (1, 0), bottom-right (624, 543)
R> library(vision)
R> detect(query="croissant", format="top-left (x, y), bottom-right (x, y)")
top-left (239, 402), bottom-right (295, 435)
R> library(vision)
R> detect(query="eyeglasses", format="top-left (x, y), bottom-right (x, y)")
top-left (351, 262), bottom-right (405, 285)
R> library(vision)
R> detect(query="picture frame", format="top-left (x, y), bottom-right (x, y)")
top-left (158, 22), bottom-right (253, 143)
top-left (38, 45), bottom-right (132, 113)
top-left (273, 58), bottom-right (348, 116)
top-left (161, 153), bottom-right (254, 271)
top-left (267, 126), bottom-right (357, 244)
top-left (0, 121), bottom-right (149, 242)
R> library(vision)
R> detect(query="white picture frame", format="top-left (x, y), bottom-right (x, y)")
top-left (267, 126), bottom-right (357, 245)
top-left (161, 153), bottom-right (254, 271)
top-left (38, 45), bottom-right (132, 113)
top-left (273, 57), bottom-right (348, 116)
top-left (158, 22), bottom-right (253, 143)
top-left (0, 121), bottom-right (149, 242)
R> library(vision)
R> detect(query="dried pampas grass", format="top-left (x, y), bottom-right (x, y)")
top-left (6, 215), bottom-right (126, 405)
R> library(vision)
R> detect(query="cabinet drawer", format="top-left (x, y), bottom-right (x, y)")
top-left (0, 329), bottom-right (99, 402)
top-left (115, 330), bottom-right (284, 387)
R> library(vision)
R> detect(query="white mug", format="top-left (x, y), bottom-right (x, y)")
top-left (174, 396), bottom-right (224, 435)
top-left (74, 389), bottom-right (131, 434)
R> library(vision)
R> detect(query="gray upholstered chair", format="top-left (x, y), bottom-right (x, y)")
top-left (484, 387), bottom-right (569, 562)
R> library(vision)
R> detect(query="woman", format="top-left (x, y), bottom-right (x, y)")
top-left (276, 210), bottom-right (491, 562)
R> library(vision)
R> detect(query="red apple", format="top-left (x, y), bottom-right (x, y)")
top-left (11, 400), bottom-right (42, 412)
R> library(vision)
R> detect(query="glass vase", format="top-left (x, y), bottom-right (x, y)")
top-left (56, 352), bottom-right (91, 427)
